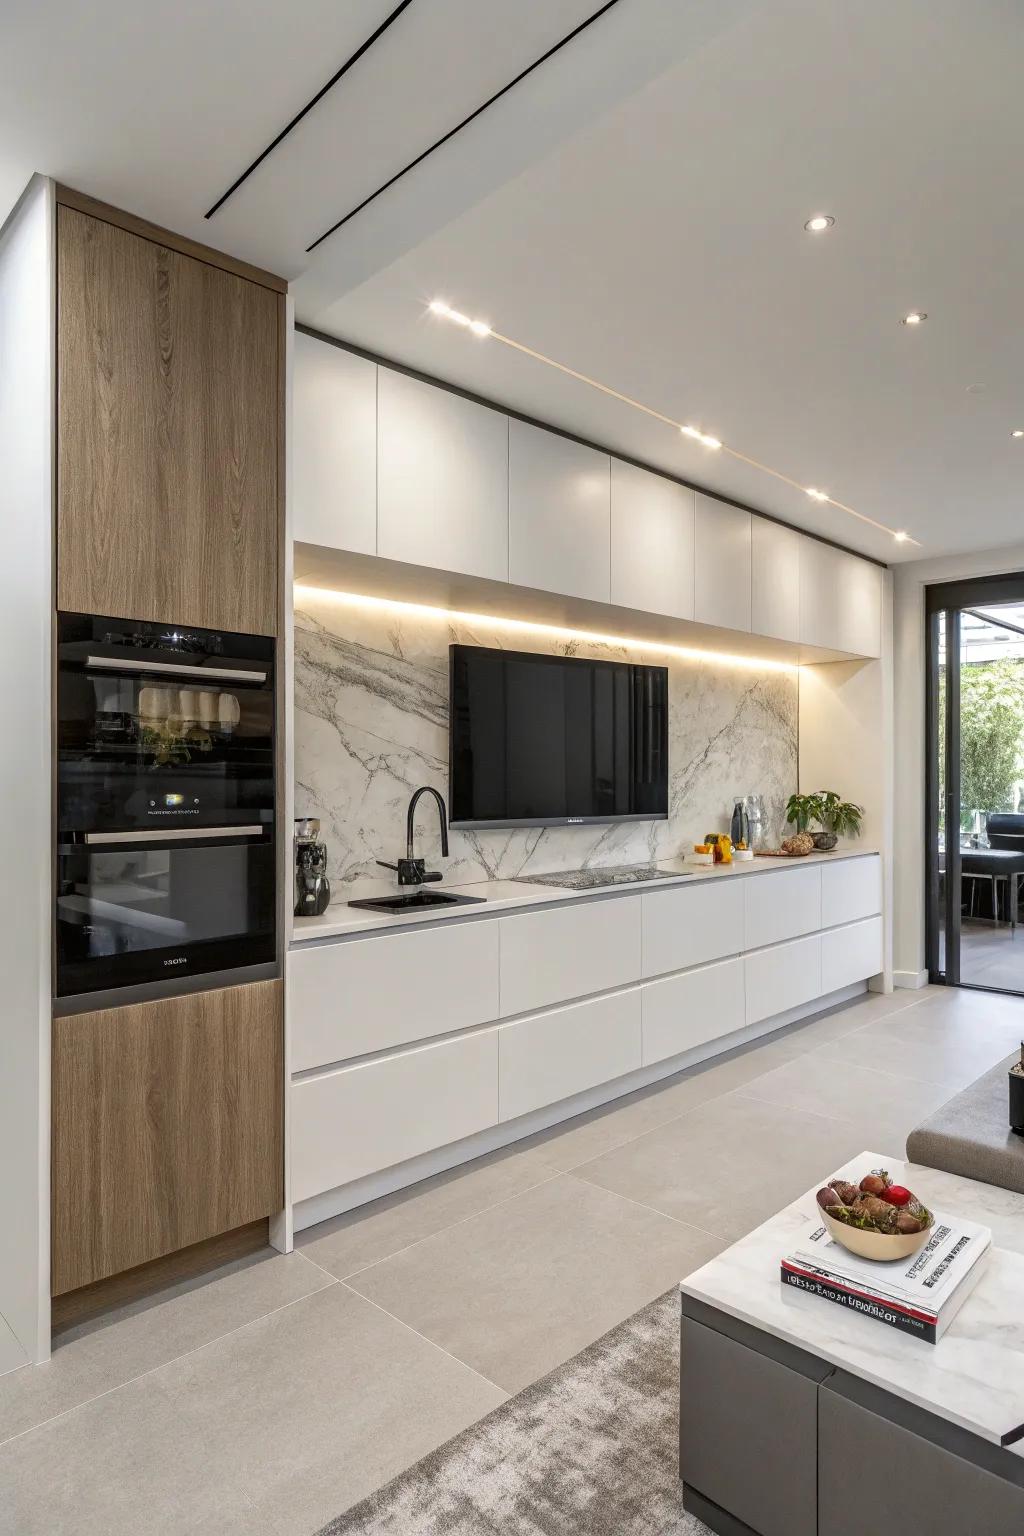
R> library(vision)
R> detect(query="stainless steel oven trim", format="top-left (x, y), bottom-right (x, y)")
top-left (81, 825), bottom-right (266, 844)
top-left (84, 655), bottom-right (267, 684)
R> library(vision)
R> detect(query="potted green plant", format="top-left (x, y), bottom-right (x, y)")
top-left (811, 790), bottom-right (864, 850)
top-left (785, 792), bottom-right (821, 835)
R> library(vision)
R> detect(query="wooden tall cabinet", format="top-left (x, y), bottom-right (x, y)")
top-left (56, 198), bottom-right (281, 634)
top-left (52, 980), bottom-right (284, 1296)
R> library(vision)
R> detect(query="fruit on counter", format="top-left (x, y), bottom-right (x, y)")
top-left (815, 1168), bottom-right (932, 1235)
top-left (694, 843), bottom-right (712, 854)
top-left (735, 840), bottom-right (748, 850)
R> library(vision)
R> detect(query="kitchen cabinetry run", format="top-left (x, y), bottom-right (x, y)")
top-left (57, 204), bottom-right (281, 634)
top-left (293, 330), bottom-right (376, 554)
top-left (751, 517), bottom-right (801, 643)
top-left (499, 895), bottom-right (640, 1016)
top-left (693, 494), bottom-right (752, 632)
top-left (800, 538), bottom-right (883, 658)
top-left (508, 419), bottom-right (611, 602)
top-left (51, 979), bottom-right (283, 1296)
top-left (610, 460), bottom-right (694, 619)
top-left (499, 989), bottom-right (642, 1121)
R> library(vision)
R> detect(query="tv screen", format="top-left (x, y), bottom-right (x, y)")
top-left (449, 645), bottom-right (669, 829)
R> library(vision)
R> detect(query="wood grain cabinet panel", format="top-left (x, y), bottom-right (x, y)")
top-left (57, 206), bottom-right (280, 634)
top-left (51, 979), bottom-right (283, 1295)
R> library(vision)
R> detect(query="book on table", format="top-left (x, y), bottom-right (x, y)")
top-left (780, 1209), bottom-right (992, 1343)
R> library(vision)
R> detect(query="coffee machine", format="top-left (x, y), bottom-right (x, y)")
top-left (294, 818), bottom-right (331, 917)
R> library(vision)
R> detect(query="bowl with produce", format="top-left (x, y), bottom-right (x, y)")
top-left (816, 1170), bottom-right (934, 1261)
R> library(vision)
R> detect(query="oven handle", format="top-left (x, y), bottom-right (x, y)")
top-left (83, 655), bottom-right (267, 684)
top-left (79, 825), bottom-right (266, 845)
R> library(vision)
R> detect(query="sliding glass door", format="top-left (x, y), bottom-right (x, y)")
top-left (926, 574), bottom-right (1024, 994)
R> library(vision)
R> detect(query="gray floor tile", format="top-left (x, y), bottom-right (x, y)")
top-left (297, 1142), bottom-right (557, 1279)
top-left (518, 1034), bottom-right (804, 1173)
top-left (771, 987), bottom-right (932, 1051)
top-left (0, 1315), bottom-right (27, 1379)
top-left (347, 1175), bottom-right (723, 1395)
top-left (0, 1371), bottom-right (256, 1536)
top-left (732, 1051), bottom-right (957, 1138)
top-left (0, 1249), bottom-right (332, 1445)
top-left (157, 1280), bottom-right (505, 1534)
top-left (573, 1094), bottom-right (866, 1241)
top-left (812, 995), bottom-right (1024, 1089)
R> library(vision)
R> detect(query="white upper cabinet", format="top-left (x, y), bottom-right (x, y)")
top-left (377, 368), bottom-right (508, 582)
top-left (693, 494), bottom-right (751, 632)
top-left (610, 462), bottom-right (694, 619)
top-left (750, 517), bottom-right (800, 642)
top-left (293, 331), bottom-right (377, 554)
top-left (799, 539), bottom-right (883, 657)
top-left (508, 420), bottom-right (611, 602)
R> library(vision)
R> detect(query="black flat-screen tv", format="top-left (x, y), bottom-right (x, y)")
top-left (449, 645), bottom-right (669, 829)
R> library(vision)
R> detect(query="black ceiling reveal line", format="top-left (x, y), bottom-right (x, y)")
top-left (305, 0), bottom-right (625, 253)
top-left (203, 0), bottom-right (417, 220)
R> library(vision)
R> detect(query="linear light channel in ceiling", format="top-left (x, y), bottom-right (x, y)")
top-left (427, 300), bottom-right (919, 548)
top-left (293, 585), bottom-right (800, 673)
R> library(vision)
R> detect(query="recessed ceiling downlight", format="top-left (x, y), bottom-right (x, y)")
top-left (1012, 429), bottom-right (1024, 439)
top-left (901, 311), bottom-right (928, 325)
top-left (804, 214), bottom-right (835, 232)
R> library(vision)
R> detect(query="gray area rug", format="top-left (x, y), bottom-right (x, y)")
top-left (317, 1289), bottom-right (710, 1536)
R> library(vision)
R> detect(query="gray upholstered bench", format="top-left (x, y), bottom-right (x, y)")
top-left (906, 1053), bottom-right (1024, 1195)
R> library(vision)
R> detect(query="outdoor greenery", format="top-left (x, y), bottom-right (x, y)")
top-left (958, 659), bottom-right (1024, 822)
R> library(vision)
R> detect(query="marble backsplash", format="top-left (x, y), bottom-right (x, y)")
top-left (294, 592), bottom-right (799, 900)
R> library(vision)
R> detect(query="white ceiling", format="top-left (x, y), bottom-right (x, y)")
top-left (3, 0), bottom-right (1023, 562)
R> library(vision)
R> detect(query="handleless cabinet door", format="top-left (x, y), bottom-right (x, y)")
top-left (51, 980), bottom-right (283, 1295)
top-left (642, 957), bottom-right (744, 1066)
top-left (378, 368), bottom-right (508, 581)
top-left (641, 878), bottom-right (744, 978)
top-left (744, 933), bottom-right (822, 1023)
top-left (499, 896), bottom-right (640, 1016)
top-left (57, 206), bottom-right (280, 633)
top-left (508, 419), bottom-right (610, 602)
top-left (799, 540), bottom-right (883, 658)
top-left (498, 988), bottom-right (642, 1121)
top-left (751, 517), bottom-right (801, 642)
top-left (820, 854), bottom-right (882, 928)
top-left (610, 461), bottom-right (694, 619)
top-left (694, 495), bottom-right (752, 632)
top-left (744, 866), bottom-right (822, 949)
top-left (293, 330), bottom-right (376, 554)
top-left (820, 915), bottom-right (883, 993)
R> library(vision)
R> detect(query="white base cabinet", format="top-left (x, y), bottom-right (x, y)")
top-left (290, 855), bottom-right (884, 1210)
top-left (499, 989), bottom-right (641, 1122)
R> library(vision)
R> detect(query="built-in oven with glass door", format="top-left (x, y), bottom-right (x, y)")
top-left (56, 612), bottom-right (277, 1010)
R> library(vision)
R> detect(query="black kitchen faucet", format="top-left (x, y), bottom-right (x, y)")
top-left (377, 785), bottom-right (449, 886)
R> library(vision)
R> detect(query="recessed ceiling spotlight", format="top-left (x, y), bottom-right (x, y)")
top-left (680, 425), bottom-right (722, 449)
top-left (805, 487), bottom-right (829, 502)
top-left (901, 311), bottom-right (927, 325)
top-left (894, 531), bottom-right (910, 542)
top-left (804, 214), bottom-right (835, 232)
top-left (1012, 429), bottom-right (1024, 439)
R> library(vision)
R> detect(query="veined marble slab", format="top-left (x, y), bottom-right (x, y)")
top-left (293, 593), bottom-right (798, 900)
top-left (682, 1150), bottom-right (1024, 1452)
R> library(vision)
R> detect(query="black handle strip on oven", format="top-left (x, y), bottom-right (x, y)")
top-left (77, 826), bottom-right (266, 845)
top-left (83, 655), bottom-right (267, 684)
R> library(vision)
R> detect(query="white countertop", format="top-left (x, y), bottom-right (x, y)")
top-left (291, 847), bottom-right (879, 946)
top-left (681, 1151), bottom-right (1024, 1453)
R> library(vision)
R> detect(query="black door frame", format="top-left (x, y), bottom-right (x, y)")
top-left (925, 571), bottom-right (1024, 992)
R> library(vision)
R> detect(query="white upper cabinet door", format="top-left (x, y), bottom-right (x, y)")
top-left (293, 331), bottom-right (377, 554)
top-left (750, 517), bottom-right (800, 642)
top-left (508, 419), bottom-right (611, 602)
top-left (610, 461), bottom-right (694, 619)
top-left (799, 539), bottom-right (882, 657)
top-left (693, 494), bottom-right (752, 632)
top-left (377, 368), bottom-right (509, 582)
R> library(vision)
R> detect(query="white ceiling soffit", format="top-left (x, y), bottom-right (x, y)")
top-left (294, 0), bottom-right (1024, 564)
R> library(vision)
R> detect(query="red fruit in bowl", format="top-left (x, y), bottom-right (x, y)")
top-left (883, 1185), bottom-right (913, 1207)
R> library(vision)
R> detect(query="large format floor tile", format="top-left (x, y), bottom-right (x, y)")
top-left (0, 1371), bottom-right (257, 1536)
top-left (573, 1094), bottom-right (867, 1241)
top-left (156, 1280), bottom-right (505, 1535)
top-left (347, 1174), bottom-right (723, 1395)
top-left (0, 1249), bottom-right (332, 1445)
top-left (297, 1142), bottom-right (557, 1279)
top-left (812, 992), bottom-right (1024, 1090)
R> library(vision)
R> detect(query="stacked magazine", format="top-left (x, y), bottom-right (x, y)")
top-left (781, 1208), bottom-right (992, 1344)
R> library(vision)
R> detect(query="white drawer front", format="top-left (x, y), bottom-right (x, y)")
top-left (821, 916), bottom-right (883, 994)
top-left (821, 856), bottom-right (882, 929)
top-left (744, 866), bottom-right (821, 950)
top-left (498, 988), bottom-right (641, 1122)
top-left (641, 879), bottom-right (744, 979)
top-left (642, 957), bottom-right (745, 1067)
top-left (291, 1030), bottom-right (499, 1201)
top-left (290, 921), bottom-right (500, 1072)
top-left (499, 896), bottom-right (641, 1017)
top-left (744, 934), bottom-right (822, 1024)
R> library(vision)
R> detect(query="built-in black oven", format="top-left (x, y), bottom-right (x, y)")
top-left (56, 612), bottom-right (277, 1008)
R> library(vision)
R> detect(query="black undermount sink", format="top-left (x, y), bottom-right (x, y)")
top-left (347, 889), bottom-right (486, 914)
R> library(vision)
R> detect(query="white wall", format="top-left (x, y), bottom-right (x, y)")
top-left (0, 175), bottom-right (54, 1364)
top-left (799, 569), bottom-right (894, 988)
top-left (893, 541), bottom-right (1024, 987)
